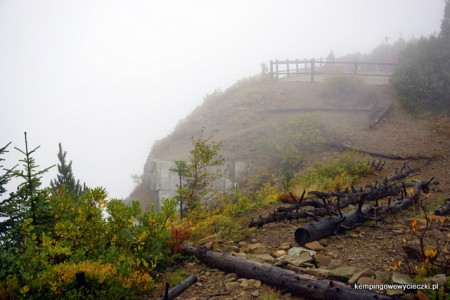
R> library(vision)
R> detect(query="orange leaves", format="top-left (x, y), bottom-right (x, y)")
top-left (168, 225), bottom-right (192, 253)
top-left (40, 261), bottom-right (153, 296)
top-left (410, 219), bottom-right (418, 232)
top-left (396, 204), bottom-right (448, 278)
top-left (424, 248), bottom-right (438, 260)
top-left (430, 214), bottom-right (446, 224)
top-left (277, 193), bottom-right (297, 204)
top-left (120, 270), bottom-right (153, 293)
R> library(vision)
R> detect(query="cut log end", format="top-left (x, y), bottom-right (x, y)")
top-left (294, 228), bottom-right (311, 246)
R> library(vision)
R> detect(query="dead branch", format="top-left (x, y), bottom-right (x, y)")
top-left (157, 275), bottom-right (198, 300)
top-left (368, 104), bottom-right (391, 129)
top-left (329, 142), bottom-right (432, 161)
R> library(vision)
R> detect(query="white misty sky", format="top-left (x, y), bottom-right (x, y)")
top-left (0, 0), bottom-right (445, 199)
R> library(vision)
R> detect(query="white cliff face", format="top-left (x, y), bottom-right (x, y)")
top-left (143, 158), bottom-right (250, 209)
top-left (142, 159), bottom-right (178, 210)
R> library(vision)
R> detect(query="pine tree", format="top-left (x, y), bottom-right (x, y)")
top-left (440, 0), bottom-right (450, 40)
top-left (50, 143), bottom-right (84, 196)
top-left (0, 132), bottom-right (53, 247)
top-left (0, 142), bottom-right (17, 279)
top-left (0, 142), bottom-right (14, 243)
top-left (393, 2), bottom-right (450, 114)
top-left (0, 142), bottom-right (13, 198)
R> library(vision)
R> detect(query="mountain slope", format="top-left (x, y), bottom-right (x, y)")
top-left (132, 75), bottom-right (450, 209)
top-left (151, 76), bottom-right (383, 162)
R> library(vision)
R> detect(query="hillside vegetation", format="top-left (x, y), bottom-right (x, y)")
top-left (150, 75), bottom-right (391, 168)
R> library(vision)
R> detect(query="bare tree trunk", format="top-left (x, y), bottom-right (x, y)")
top-left (157, 275), bottom-right (198, 300)
top-left (183, 245), bottom-right (392, 300)
top-left (434, 198), bottom-right (450, 215)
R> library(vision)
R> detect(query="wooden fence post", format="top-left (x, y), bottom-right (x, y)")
top-left (286, 59), bottom-right (290, 78)
top-left (311, 58), bottom-right (315, 83)
top-left (354, 59), bottom-right (358, 74)
top-left (269, 60), bottom-right (273, 79)
top-left (275, 60), bottom-right (279, 79)
top-left (295, 59), bottom-right (299, 75)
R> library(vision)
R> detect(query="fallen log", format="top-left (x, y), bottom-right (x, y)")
top-left (249, 182), bottom-right (415, 228)
top-left (277, 199), bottom-right (325, 213)
top-left (434, 198), bottom-right (450, 216)
top-left (366, 164), bottom-right (419, 188)
top-left (289, 165), bottom-right (418, 207)
top-left (267, 107), bottom-right (374, 113)
top-left (249, 164), bottom-right (427, 229)
top-left (157, 274), bottom-right (198, 300)
top-left (329, 142), bottom-right (432, 161)
top-left (183, 245), bottom-right (393, 300)
top-left (294, 180), bottom-right (430, 246)
top-left (307, 165), bottom-right (419, 204)
top-left (294, 203), bottom-right (369, 246)
top-left (249, 209), bottom-right (327, 228)
top-left (294, 196), bottom-right (414, 246)
top-left (310, 182), bottom-right (416, 203)
top-left (368, 104), bottom-right (391, 129)
top-left (278, 191), bottom-right (324, 210)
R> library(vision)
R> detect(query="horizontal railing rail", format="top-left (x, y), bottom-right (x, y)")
top-left (269, 59), bottom-right (396, 83)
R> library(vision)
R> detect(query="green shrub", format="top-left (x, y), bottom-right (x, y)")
top-left (0, 137), bottom-right (182, 299)
top-left (163, 268), bottom-right (191, 287)
top-left (291, 151), bottom-right (370, 192)
top-left (35, 260), bottom-right (153, 299)
top-left (321, 73), bottom-right (366, 103)
top-left (264, 114), bottom-right (326, 170)
top-left (0, 188), bottom-right (177, 299)
top-left (392, 35), bottom-right (450, 114)
top-left (0, 275), bottom-right (19, 299)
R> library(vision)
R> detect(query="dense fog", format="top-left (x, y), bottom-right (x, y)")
top-left (0, 0), bottom-right (444, 199)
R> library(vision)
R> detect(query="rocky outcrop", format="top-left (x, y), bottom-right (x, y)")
top-left (141, 158), bottom-right (251, 210)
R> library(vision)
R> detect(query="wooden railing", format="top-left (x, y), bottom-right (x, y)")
top-left (269, 59), bottom-right (396, 83)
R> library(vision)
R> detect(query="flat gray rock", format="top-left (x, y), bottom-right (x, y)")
top-left (392, 272), bottom-right (414, 285)
top-left (288, 246), bottom-right (317, 257)
top-left (328, 266), bottom-right (358, 282)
